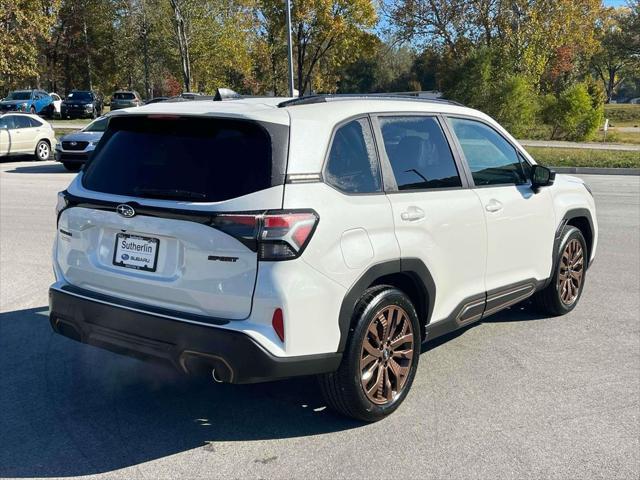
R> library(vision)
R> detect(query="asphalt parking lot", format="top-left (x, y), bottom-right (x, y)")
top-left (1, 160), bottom-right (638, 479)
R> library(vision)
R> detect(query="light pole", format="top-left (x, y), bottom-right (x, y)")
top-left (285, 0), bottom-right (295, 97)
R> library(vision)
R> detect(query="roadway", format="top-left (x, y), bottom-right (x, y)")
top-left (1, 160), bottom-right (638, 479)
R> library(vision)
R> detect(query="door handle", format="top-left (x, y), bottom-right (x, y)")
top-left (485, 199), bottom-right (503, 213)
top-left (401, 206), bottom-right (425, 222)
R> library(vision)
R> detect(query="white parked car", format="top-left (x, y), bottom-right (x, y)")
top-left (0, 113), bottom-right (57, 160)
top-left (49, 92), bottom-right (63, 117)
top-left (50, 95), bottom-right (598, 421)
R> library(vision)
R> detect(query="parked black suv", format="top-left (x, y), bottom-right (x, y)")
top-left (61, 90), bottom-right (103, 119)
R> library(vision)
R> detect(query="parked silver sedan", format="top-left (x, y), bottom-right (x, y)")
top-left (54, 115), bottom-right (109, 171)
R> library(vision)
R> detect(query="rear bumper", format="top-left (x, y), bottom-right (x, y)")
top-left (49, 285), bottom-right (342, 384)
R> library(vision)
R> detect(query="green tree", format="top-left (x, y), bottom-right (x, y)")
top-left (592, 6), bottom-right (640, 102)
top-left (542, 82), bottom-right (604, 141)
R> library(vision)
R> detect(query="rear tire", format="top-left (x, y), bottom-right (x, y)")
top-left (62, 162), bottom-right (81, 172)
top-left (319, 286), bottom-right (420, 422)
top-left (34, 140), bottom-right (50, 161)
top-left (533, 226), bottom-right (587, 316)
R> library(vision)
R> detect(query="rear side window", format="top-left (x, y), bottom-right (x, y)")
top-left (379, 116), bottom-right (462, 190)
top-left (449, 118), bottom-right (528, 186)
top-left (324, 118), bottom-right (381, 193)
top-left (13, 116), bottom-right (32, 129)
top-left (83, 117), bottom-right (280, 202)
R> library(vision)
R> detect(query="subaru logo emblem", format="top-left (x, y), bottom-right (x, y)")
top-left (70, 141), bottom-right (77, 146)
top-left (116, 204), bottom-right (135, 218)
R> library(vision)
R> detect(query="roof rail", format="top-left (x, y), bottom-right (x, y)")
top-left (277, 94), bottom-right (464, 108)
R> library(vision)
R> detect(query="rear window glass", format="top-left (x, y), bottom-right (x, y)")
top-left (82, 117), bottom-right (276, 202)
top-left (114, 93), bottom-right (135, 100)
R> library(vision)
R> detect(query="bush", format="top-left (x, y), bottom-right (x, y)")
top-left (542, 83), bottom-right (604, 141)
top-left (490, 76), bottom-right (539, 138)
top-left (443, 48), bottom-right (538, 137)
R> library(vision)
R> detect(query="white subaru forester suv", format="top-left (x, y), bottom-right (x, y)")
top-left (51, 95), bottom-right (597, 421)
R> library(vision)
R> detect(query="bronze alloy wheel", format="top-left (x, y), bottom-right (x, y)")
top-left (360, 305), bottom-right (415, 405)
top-left (558, 238), bottom-right (584, 306)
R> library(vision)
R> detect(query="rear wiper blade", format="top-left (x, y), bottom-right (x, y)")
top-left (134, 187), bottom-right (207, 200)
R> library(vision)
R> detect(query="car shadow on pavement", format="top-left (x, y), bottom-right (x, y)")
top-left (6, 162), bottom-right (70, 174)
top-left (0, 306), bottom-right (362, 478)
top-left (1, 302), bottom-right (549, 477)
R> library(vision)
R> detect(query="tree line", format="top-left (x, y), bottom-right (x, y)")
top-left (1, 0), bottom-right (639, 140)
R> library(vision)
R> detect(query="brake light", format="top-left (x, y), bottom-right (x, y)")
top-left (260, 212), bottom-right (318, 260)
top-left (210, 210), bottom-right (318, 261)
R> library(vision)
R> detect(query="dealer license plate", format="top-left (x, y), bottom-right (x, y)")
top-left (113, 233), bottom-right (160, 272)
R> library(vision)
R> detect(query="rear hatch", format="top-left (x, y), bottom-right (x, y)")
top-left (56, 114), bottom-right (289, 320)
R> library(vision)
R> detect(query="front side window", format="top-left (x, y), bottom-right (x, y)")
top-left (449, 117), bottom-right (528, 186)
top-left (379, 116), bottom-right (462, 190)
top-left (0, 116), bottom-right (15, 129)
top-left (324, 118), bottom-right (381, 193)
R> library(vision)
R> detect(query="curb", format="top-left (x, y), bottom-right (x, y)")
top-left (551, 166), bottom-right (640, 176)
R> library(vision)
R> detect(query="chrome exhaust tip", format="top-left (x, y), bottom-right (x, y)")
top-left (212, 368), bottom-right (224, 383)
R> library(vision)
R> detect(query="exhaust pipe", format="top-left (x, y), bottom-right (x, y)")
top-left (211, 368), bottom-right (224, 383)
top-left (179, 351), bottom-right (234, 382)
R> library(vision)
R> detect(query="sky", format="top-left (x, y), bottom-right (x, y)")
top-left (604, 0), bottom-right (628, 5)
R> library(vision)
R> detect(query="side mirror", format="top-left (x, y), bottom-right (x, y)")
top-left (531, 165), bottom-right (555, 191)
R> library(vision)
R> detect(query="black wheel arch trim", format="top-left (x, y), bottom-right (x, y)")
top-left (336, 258), bottom-right (436, 352)
top-left (544, 208), bottom-right (595, 288)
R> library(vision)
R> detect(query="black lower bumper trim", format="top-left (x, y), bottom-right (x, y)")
top-left (49, 287), bottom-right (342, 384)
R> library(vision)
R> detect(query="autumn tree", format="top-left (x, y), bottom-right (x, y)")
top-left (0, 0), bottom-right (60, 93)
top-left (258, 0), bottom-right (377, 94)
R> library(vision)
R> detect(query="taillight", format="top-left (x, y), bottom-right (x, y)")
top-left (210, 210), bottom-right (318, 261)
top-left (260, 212), bottom-right (318, 260)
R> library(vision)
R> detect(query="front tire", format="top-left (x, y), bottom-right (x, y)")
top-left (34, 140), bottom-right (50, 161)
top-left (534, 226), bottom-right (587, 316)
top-left (319, 286), bottom-right (420, 422)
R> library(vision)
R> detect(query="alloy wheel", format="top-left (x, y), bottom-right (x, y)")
top-left (37, 143), bottom-right (49, 160)
top-left (558, 238), bottom-right (584, 305)
top-left (360, 305), bottom-right (415, 405)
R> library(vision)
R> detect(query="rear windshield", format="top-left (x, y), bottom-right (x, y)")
top-left (114, 92), bottom-right (135, 100)
top-left (82, 116), bottom-right (285, 202)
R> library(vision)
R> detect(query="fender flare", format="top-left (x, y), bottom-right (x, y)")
top-left (336, 258), bottom-right (436, 352)
top-left (544, 207), bottom-right (595, 288)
